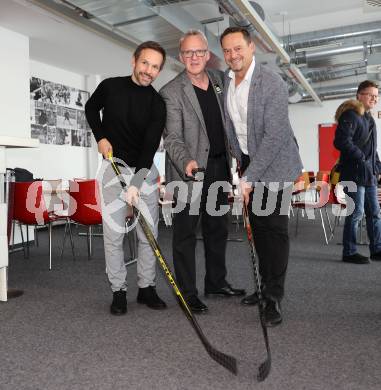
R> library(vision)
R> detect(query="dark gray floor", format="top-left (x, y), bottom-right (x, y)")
top-left (1, 213), bottom-right (381, 390)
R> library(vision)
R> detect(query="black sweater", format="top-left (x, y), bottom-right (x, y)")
top-left (85, 76), bottom-right (166, 184)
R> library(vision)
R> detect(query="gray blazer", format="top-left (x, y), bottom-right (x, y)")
top-left (223, 63), bottom-right (303, 187)
top-left (160, 69), bottom-right (229, 201)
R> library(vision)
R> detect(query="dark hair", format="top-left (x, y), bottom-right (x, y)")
top-left (133, 41), bottom-right (166, 70)
top-left (220, 27), bottom-right (252, 45)
top-left (357, 80), bottom-right (379, 95)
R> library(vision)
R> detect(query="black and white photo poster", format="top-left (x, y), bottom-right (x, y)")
top-left (30, 77), bottom-right (92, 147)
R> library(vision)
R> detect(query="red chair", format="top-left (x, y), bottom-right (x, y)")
top-left (292, 172), bottom-right (310, 197)
top-left (307, 171), bottom-right (315, 184)
top-left (13, 181), bottom-right (69, 269)
top-left (68, 179), bottom-right (102, 259)
top-left (292, 171), bottom-right (332, 244)
top-left (327, 183), bottom-right (347, 241)
top-left (291, 171), bottom-right (311, 218)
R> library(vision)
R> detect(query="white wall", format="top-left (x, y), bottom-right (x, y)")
top-left (1, 27), bottom-right (177, 182)
top-left (289, 99), bottom-right (381, 172)
top-left (153, 59), bottom-right (181, 90)
top-left (6, 60), bottom-right (93, 181)
top-left (0, 26), bottom-right (30, 139)
top-left (0, 26), bottom-right (95, 182)
top-left (0, 26), bottom-right (34, 246)
top-left (2, 21), bottom-right (381, 182)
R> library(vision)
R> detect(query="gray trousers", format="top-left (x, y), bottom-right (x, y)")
top-left (98, 160), bottom-right (159, 292)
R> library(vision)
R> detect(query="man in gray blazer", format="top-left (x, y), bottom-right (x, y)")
top-left (220, 27), bottom-right (303, 326)
top-left (161, 29), bottom-right (245, 313)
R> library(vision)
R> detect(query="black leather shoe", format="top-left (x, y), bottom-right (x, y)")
top-left (186, 295), bottom-right (208, 313)
top-left (370, 251), bottom-right (381, 261)
top-left (110, 290), bottom-right (127, 315)
top-left (241, 292), bottom-right (260, 305)
top-left (264, 299), bottom-right (282, 327)
top-left (137, 286), bottom-right (167, 310)
top-left (342, 253), bottom-right (370, 264)
top-left (205, 284), bottom-right (246, 297)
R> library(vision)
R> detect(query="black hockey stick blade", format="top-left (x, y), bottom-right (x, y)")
top-left (108, 154), bottom-right (237, 375)
top-left (255, 281), bottom-right (272, 381)
top-left (257, 320), bottom-right (271, 381)
top-left (136, 209), bottom-right (237, 375)
top-left (243, 204), bottom-right (272, 381)
top-left (174, 303), bottom-right (238, 374)
top-left (205, 340), bottom-right (237, 375)
top-left (174, 295), bottom-right (237, 375)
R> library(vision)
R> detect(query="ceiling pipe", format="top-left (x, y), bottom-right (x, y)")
top-left (286, 21), bottom-right (381, 51)
top-left (300, 84), bottom-right (359, 102)
top-left (305, 65), bottom-right (367, 83)
top-left (28, 0), bottom-right (141, 47)
top-left (293, 42), bottom-right (381, 67)
top-left (217, 0), bottom-right (273, 52)
top-left (224, 0), bottom-right (292, 63)
top-left (141, 0), bottom-right (224, 63)
top-left (306, 61), bottom-right (367, 73)
top-left (217, 0), bottom-right (322, 105)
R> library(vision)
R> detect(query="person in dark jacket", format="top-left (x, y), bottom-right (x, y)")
top-left (334, 80), bottom-right (381, 264)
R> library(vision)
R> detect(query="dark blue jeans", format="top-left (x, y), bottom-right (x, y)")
top-left (343, 185), bottom-right (381, 256)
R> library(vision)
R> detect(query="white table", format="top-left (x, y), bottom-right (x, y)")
top-left (0, 136), bottom-right (39, 301)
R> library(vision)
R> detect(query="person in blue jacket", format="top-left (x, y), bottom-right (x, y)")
top-left (334, 80), bottom-right (381, 264)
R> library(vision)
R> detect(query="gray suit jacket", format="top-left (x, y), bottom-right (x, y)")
top-left (160, 69), bottom-right (229, 201)
top-left (223, 63), bottom-right (303, 188)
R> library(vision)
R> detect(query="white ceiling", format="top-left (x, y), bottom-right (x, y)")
top-left (0, 0), bottom-right (137, 76)
top-left (1, 0), bottom-right (381, 81)
top-left (257, 0), bottom-right (381, 35)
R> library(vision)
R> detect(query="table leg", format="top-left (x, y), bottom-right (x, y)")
top-left (0, 267), bottom-right (7, 301)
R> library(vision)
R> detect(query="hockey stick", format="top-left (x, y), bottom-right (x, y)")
top-left (242, 201), bottom-right (271, 381)
top-left (107, 154), bottom-right (237, 375)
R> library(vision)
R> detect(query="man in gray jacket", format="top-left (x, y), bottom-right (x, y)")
top-left (220, 27), bottom-right (303, 326)
top-left (161, 30), bottom-right (245, 313)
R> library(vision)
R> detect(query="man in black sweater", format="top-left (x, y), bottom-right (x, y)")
top-left (85, 41), bottom-right (167, 315)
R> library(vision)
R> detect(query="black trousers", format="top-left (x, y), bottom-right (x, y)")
top-left (172, 155), bottom-right (229, 298)
top-left (248, 186), bottom-right (290, 301)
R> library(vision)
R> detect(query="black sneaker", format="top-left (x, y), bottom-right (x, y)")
top-left (137, 286), bottom-right (167, 310)
top-left (110, 290), bottom-right (127, 315)
top-left (370, 251), bottom-right (381, 261)
top-left (186, 295), bottom-right (208, 313)
top-left (264, 299), bottom-right (282, 327)
top-left (342, 253), bottom-right (370, 264)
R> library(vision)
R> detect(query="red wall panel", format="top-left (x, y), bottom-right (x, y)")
top-left (318, 123), bottom-right (339, 171)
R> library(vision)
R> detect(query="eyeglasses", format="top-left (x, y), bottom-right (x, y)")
top-left (181, 49), bottom-right (208, 58)
top-left (359, 93), bottom-right (379, 99)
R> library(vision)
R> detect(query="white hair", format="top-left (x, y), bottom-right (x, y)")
top-left (179, 29), bottom-right (208, 51)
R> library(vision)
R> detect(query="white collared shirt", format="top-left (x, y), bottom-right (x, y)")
top-left (226, 57), bottom-right (256, 155)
